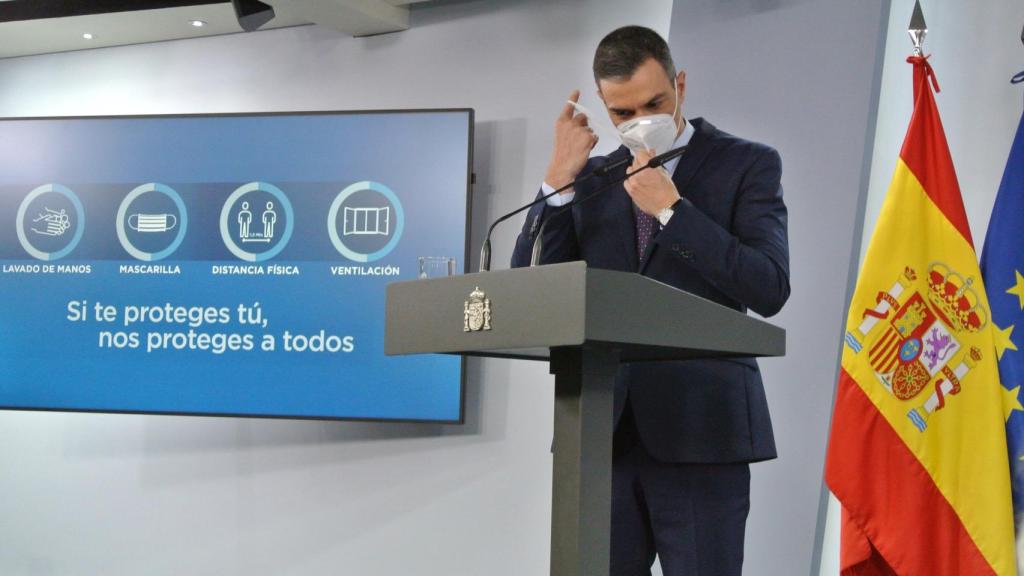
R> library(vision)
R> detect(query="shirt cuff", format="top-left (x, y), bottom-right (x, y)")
top-left (543, 182), bottom-right (575, 206)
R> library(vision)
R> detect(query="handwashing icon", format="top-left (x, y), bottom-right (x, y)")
top-left (31, 207), bottom-right (71, 237)
top-left (129, 213), bottom-right (177, 233)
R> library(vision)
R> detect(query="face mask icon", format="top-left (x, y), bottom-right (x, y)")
top-left (129, 213), bottom-right (177, 233)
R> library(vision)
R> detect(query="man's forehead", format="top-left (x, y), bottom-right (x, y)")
top-left (599, 81), bottom-right (672, 109)
top-left (596, 59), bottom-right (675, 108)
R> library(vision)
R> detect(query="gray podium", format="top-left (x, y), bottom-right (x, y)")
top-left (385, 261), bottom-right (785, 576)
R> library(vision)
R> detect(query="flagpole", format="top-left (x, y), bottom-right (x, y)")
top-left (908, 0), bottom-right (927, 56)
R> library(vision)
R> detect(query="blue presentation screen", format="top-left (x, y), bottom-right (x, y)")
top-left (0, 110), bottom-right (471, 422)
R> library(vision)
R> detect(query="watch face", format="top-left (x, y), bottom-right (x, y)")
top-left (657, 208), bottom-right (673, 226)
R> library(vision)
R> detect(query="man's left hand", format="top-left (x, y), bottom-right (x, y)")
top-left (624, 149), bottom-right (681, 216)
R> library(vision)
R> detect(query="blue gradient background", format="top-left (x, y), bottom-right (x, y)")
top-left (0, 111), bottom-right (470, 421)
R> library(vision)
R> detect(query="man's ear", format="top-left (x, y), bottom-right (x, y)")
top-left (676, 69), bottom-right (687, 102)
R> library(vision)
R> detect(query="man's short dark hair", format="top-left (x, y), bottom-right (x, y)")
top-left (593, 25), bottom-right (675, 84)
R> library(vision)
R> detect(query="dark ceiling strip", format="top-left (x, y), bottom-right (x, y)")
top-left (0, 0), bottom-right (227, 24)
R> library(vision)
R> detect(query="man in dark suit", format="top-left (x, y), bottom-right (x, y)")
top-left (510, 26), bottom-right (790, 576)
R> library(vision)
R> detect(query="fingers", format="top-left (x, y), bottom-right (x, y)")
top-left (560, 90), bottom-right (581, 120)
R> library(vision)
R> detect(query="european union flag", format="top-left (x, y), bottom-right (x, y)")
top-left (980, 70), bottom-right (1024, 541)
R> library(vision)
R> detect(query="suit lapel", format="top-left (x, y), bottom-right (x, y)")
top-left (638, 118), bottom-right (718, 274)
top-left (669, 118), bottom-right (717, 196)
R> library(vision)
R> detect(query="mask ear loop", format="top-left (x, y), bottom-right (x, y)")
top-left (670, 81), bottom-right (682, 135)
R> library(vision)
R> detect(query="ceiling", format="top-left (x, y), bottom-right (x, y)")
top-left (0, 0), bottom-right (436, 60)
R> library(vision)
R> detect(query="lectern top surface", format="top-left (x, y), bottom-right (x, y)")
top-left (385, 262), bottom-right (785, 361)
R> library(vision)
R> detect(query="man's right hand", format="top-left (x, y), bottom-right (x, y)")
top-left (544, 90), bottom-right (599, 191)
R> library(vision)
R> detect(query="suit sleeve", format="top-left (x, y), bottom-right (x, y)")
top-left (510, 188), bottom-right (579, 268)
top-left (652, 147), bottom-right (790, 317)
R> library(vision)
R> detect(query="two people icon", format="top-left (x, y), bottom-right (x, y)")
top-left (238, 201), bottom-right (277, 244)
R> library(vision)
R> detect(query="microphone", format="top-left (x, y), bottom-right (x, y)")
top-left (529, 145), bottom-right (687, 267)
top-left (647, 144), bottom-right (688, 168)
top-left (478, 155), bottom-right (630, 272)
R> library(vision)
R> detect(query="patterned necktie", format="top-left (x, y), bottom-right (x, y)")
top-left (635, 206), bottom-right (657, 265)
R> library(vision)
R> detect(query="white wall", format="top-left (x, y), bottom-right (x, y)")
top-left (0, 1), bottom-right (677, 574)
top-left (819, 0), bottom-right (1024, 573)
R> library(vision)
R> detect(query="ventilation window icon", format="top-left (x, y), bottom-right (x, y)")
top-left (343, 206), bottom-right (390, 236)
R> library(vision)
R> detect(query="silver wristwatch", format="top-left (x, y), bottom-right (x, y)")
top-left (656, 198), bottom-right (683, 226)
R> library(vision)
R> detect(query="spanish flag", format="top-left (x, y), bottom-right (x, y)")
top-left (825, 56), bottom-right (1017, 574)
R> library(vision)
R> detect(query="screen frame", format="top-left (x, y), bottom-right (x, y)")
top-left (0, 107), bottom-right (474, 425)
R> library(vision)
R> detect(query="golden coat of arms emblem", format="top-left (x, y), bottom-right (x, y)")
top-left (463, 286), bottom-right (491, 332)
top-left (845, 262), bottom-right (988, 432)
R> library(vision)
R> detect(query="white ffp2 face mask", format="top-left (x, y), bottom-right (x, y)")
top-left (617, 113), bottom-right (678, 156)
top-left (617, 85), bottom-right (681, 156)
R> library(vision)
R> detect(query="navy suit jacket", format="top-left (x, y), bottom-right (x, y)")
top-left (511, 118), bottom-right (790, 463)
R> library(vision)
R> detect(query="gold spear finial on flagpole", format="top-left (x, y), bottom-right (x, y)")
top-left (908, 0), bottom-right (927, 56)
